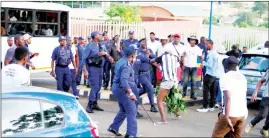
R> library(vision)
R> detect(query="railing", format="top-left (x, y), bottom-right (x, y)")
top-left (71, 20), bottom-right (268, 50)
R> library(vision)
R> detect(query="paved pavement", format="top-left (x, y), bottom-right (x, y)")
top-left (31, 72), bottom-right (264, 137)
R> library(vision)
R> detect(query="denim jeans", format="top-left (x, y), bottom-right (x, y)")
top-left (251, 97), bottom-right (269, 130)
top-left (182, 67), bottom-right (197, 96)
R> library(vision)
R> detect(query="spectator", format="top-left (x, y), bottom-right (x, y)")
top-left (7, 36), bottom-right (14, 47)
top-left (23, 33), bottom-right (36, 70)
top-left (168, 34), bottom-right (174, 43)
top-left (42, 25), bottom-right (53, 36)
top-left (182, 36), bottom-right (203, 100)
top-left (147, 32), bottom-right (161, 55)
top-left (242, 46), bottom-right (248, 53)
top-left (226, 44), bottom-right (241, 58)
top-left (5, 34), bottom-right (25, 65)
top-left (2, 47), bottom-right (31, 86)
top-left (1, 25), bottom-right (6, 36)
top-left (212, 56), bottom-right (248, 137)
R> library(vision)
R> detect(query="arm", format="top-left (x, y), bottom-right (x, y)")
top-left (75, 47), bottom-right (79, 68)
top-left (4, 49), bottom-right (14, 65)
top-left (149, 49), bottom-right (156, 58)
top-left (120, 65), bottom-right (132, 94)
top-left (251, 71), bottom-right (268, 102)
top-left (224, 90), bottom-right (231, 118)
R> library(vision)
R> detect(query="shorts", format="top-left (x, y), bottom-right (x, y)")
top-left (160, 80), bottom-right (177, 90)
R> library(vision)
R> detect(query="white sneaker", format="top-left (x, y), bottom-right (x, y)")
top-left (260, 129), bottom-right (269, 137)
top-left (197, 107), bottom-right (209, 113)
top-left (244, 123), bottom-right (254, 134)
top-left (209, 108), bottom-right (215, 112)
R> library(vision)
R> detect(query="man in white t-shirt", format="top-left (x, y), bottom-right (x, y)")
top-left (147, 32), bottom-right (162, 55)
top-left (2, 47), bottom-right (31, 86)
top-left (212, 56), bottom-right (248, 137)
top-left (182, 36), bottom-right (203, 100)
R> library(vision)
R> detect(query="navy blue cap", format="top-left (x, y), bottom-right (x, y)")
top-left (129, 30), bottom-right (134, 34)
top-left (224, 56), bottom-right (239, 66)
top-left (124, 44), bottom-right (138, 56)
top-left (91, 31), bottom-right (102, 37)
top-left (78, 37), bottom-right (84, 40)
top-left (58, 36), bottom-right (66, 41)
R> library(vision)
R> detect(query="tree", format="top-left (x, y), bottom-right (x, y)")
top-left (233, 12), bottom-right (257, 27)
top-left (259, 18), bottom-right (269, 28)
top-left (252, 2), bottom-right (268, 18)
top-left (202, 16), bottom-right (219, 25)
top-left (104, 4), bottom-right (142, 23)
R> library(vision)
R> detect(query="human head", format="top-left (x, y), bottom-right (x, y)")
top-left (206, 39), bottom-right (214, 50)
top-left (58, 36), bottom-right (66, 46)
top-left (243, 46), bottom-right (248, 53)
top-left (128, 30), bottom-right (135, 39)
top-left (113, 35), bottom-right (119, 41)
top-left (14, 34), bottom-right (25, 47)
top-left (188, 35), bottom-right (199, 47)
top-left (160, 37), bottom-right (168, 45)
top-left (78, 37), bottom-right (84, 45)
top-left (173, 34), bottom-right (180, 44)
top-left (139, 38), bottom-right (146, 49)
top-left (231, 44), bottom-right (239, 51)
top-left (91, 31), bottom-right (102, 42)
top-left (264, 41), bottom-right (269, 48)
top-left (223, 56), bottom-right (239, 73)
top-left (103, 31), bottom-right (108, 40)
top-left (14, 46), bottom-right (28, 65)
top-left (168, 34), bottom-right (174, 42)
top-left (124, 44), bottom-right (138, 64)
top-left (7, 36), bottom-right (14, 47)
top-left (73, 36), bottom-right (78, 44)
top-left (200, 36), bottom-right (206, 44)
top-left (150, 32), bottom-right (155, 41)
top-left (23, 34), bottom-right (32, 45)
top-left (67, 37), bottom-right (72, 46)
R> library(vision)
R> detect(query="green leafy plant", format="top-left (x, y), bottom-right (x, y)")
top-left (155, 86), bottom-right (186, 117)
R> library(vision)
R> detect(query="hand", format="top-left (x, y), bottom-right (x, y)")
top-left (251, 92), bottom-right (257, 102)
top-left (109, 57), bottom-right (114, 63)
top-left (84, 70), bottom-right (88, 78)
top-left (33, 53), bottom-right (39, 56)
top-left (30, 64), bottom-right (36, 70)
top-left (50, 71), bottom-right (55, 78)
top-left (75, 68), bottom-right (78, 76)
top-left (98, 52), bottom-right (107, 56)
top-left (130, 94), bottom-right (137, 101)
top-left (226, 118), bottom-right (234, 132)
top-left (146, 49), bottom-right (150, 56)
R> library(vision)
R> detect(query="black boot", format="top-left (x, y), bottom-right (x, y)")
top-left (84, 80), bottom-right (87, 86)
top-left (93, 102), bottom-right (104, 111)
top-left (87, 84), bottom-right (91, 88)
top-left (136, 112), bottom-right (143, 118)
top-left (86, 102), bottom-right (94, 113)
top-left (150, 105), bottom-right (158, 112)
top-left (107, 128), bottom-right (122, 136)
top-left (190, 93), bottom-right (197, 100)
top-left (182, 93), bottom-right (186, 98)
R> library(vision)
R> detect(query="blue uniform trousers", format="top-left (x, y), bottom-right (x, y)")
top-left (55, 66), bottom-right (72, 92)
top-left (87, 65), bottom-right (103, 103)
top-left (103, 60), bottom-right (111, 87)
top-left (109, 84), bottom-right (137, 137)
top-left (76, 60), bottom-right (84, 85)
top-left (138, 73), bottom-right (154, 105)
top-left (70, 69), bottom-right (79, 96)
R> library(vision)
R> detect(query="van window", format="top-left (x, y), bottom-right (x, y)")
top-left (35, 11), bottom-right (58, 36)
top-left (2, 99), bottom-right (43, 136)
top-left (42, 102), bottom-right (64, 128)
top-left (239, 55), bottom-right (269, 72)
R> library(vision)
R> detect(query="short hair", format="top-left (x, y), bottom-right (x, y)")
top-left (243, 46), bottom-right (247, 49)
top-left (103, 31), bottom-right (108, 36)
top-left (14, 47), bottom-right (28, 61)
top-left (265, 41), bottom-right (269, 48)
top-left (207, 39), bottom-right (214, 45)
top-left (150, 32), bottom-right (155, 35)
top-left (14, 34), bottom-right (22, 43)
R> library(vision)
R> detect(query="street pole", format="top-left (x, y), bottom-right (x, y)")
top-left (208, 1), bottom-right (213, 40)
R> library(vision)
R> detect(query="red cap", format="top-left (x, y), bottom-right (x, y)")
top-left (173, 34), bottom-right (180, 38)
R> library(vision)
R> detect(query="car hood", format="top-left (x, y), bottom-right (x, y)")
top-left (240, 70), bottom-right (266, 90)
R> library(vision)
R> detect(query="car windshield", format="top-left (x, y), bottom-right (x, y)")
top-left (239, 55), bottom-right (269, 72)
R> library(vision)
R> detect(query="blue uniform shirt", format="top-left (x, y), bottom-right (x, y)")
top-left (137, 48), bottom-right (156, 72)
top-left (83, 42), bottom-right (108, 67)
top-left (76, 44), bottom-right (86, 61)
top-left (51, 46), bottom-right (74, 66)
top-left (101, 40), bottom-right (114, 61)
top-left (123, 39), bottom-right (139, 49)
top-left (113, 56), bottom-right (136, 90)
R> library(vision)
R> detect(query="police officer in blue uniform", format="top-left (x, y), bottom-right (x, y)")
top-left (76, 36), bottom-right (86, 85)
top-left (101, 31), bottom-right (114, 90)
top-left (122, 30), bottom-right (139, 50)
top-left (137, 38), bottom-right (158, 112)
top-left (51, 36), bottom-right (77, 92)
top-left (84, 31), bottom-right (114, 113)
top-left (108, 45), bottom-right (138, 138)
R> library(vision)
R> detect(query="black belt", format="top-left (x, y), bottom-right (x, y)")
top-left (56, 64), bottom-right (68, 68)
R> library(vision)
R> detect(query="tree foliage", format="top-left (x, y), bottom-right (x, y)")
top-left (252, 2), bottom-right (268, 18)
top-left (104, 4), bottom-right (142, 23)
top-left (233, 12), bottom-right (257, 28)
top-left (202, 16), bottom-right (219, 25)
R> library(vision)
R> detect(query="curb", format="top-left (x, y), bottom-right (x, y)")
top-left (76, 85), bottom-right (203, 105)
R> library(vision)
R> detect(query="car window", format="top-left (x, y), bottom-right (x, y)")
top-left (42, 102), bottom-right (64, 128)
top-left (239, 56), bottom-right (269, 72)
top-left (2, 99), bottom-right (43, 136)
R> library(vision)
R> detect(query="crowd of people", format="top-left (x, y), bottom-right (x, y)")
top-left (1, 29), bottom-right (269, 137)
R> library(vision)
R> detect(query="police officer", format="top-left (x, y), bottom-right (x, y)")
top-left (67, 37), bottom-right (80, 99)
top-left (101, 31), bottom-right (114, 90)
top-left (51, 36), bottom-right (77, 92)
top-left (84, 31), bottom-right (114, 113)
top-left (122, 30), bottom-right (139, 50)
top-left (137, 38), bottom-right (158, 112)
top-left (76, 36), bottom-right (86, 85)
top-left (107, 45), bottom-right (138, 138)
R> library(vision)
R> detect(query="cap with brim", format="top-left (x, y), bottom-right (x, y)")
top-left (91, 31), bottom-right (102, 37)
top-left (124, 44), bottom-right (138, 56)
top-left (217, 46), bottom-right (227, 54)
top-left (58, 36), bottom-right (66, 41)
top-left (139, 38), bottom-right (146, 43)
top-left (187, 36), bottom-right (198, 45)
top-left (23, 34), bottom-right (32, 40)
top-left (129, 30), bottom-right (134, 34)
top-left (223, 56), bottom-right (239, 67)
top-left (173, 34), bottom-right (180, 38)
top-left (78, 37), bottom-right (84, 40)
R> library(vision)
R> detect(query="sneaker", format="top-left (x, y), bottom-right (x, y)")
top-left (107, 128), bottom-right (122, 136)
top-left (215, 104), bottom-right (219, 108)
top-left (260, 129), bottom-right (269, 137)
top-left (136, 112), bottom-right (143, 118)
top-left (209, 107), bottom-right (215, 112)
top-left (244, 123), bottom-right (254, 134)
top-left (75, 96), bottom-right (80, 100)
top-left (150, 105), bottom-right (158, 112)
top-left (196, 107), bottom-right (209, 113)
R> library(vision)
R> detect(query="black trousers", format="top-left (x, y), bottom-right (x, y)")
top-left (203, 74), bottom-right (216, 108)
top-left (251, 97), bottom-right (269, 130)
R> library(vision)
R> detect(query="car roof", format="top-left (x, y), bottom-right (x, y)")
top-left (2, 85), bottom-right (75, 98)
top-left (242, 52), bottom-right (269, 57)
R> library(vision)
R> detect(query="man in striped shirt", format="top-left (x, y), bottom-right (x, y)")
top-left (150, 47), bottom-right (184, 123)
